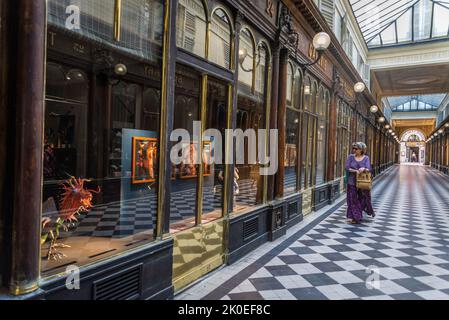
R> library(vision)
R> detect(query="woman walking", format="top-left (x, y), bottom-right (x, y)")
top-left (345, 142), bottom-right (375, 224)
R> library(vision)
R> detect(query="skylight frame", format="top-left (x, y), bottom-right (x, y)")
top-left (349, 0), bottom-right (449, 48)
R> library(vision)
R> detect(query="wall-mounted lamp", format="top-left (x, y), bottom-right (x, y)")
top-left (114, 63), bottom-right (127, 76)
top-left (354, 82), bottom-right (366, 93)
top-left (299, 32), bottom-right (331, 67)
top-left (438, 129), bottom-right (444, 134)
top-left (370, 105), bottom-right (379, 113)
top-left (378, 117), bottom-right (385, 123)
top-left (313, 32), bottom-right (331, 51)
top-left (385, 124), bottom-right (391, 129)
top-left (434, 133), bottom-right (439, 137)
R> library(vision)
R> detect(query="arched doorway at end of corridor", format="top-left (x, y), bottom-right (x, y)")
top-left (400, 129), bottom-right (426, 164)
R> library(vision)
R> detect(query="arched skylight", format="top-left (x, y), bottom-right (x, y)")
top-left (388, 94), bottom-right (446, 111)
top-left (349, 0), bottom-right (449, 48)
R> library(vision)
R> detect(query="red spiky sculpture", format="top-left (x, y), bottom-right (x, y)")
top-left (59, 177), bottom-right (101, 222)
top-left (41, 177), bottom-right (101, 261)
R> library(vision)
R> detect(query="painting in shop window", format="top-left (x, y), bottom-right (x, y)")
top-left (178, 141), bottom-right (213, 179)
top-left (132, 137), bottom-right (158, 184)
top-left (285, 144), bottom-right (297, 167)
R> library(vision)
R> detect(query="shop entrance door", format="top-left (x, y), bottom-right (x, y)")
top-left (408, 147), bottom-right (419, 163)
top-left (170, 70), bottom-right (231, 291)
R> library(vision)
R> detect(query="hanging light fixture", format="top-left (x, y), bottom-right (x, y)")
top-left (438, 129), bottom-right (444, 134)
top-left (378, 117), bottom-right (385, 123)
top-left (385, 124), bottom-right (391, 129)
top-left (445, 123), bottom-right (449, 128)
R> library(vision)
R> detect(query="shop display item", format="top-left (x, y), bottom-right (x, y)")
top-left (41, 177), bottom-right (101, 261)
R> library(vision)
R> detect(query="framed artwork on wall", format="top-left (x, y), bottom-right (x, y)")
top-left (132, 137), bottom-right (158, 184)
top-left (203, 141), bottom-right (212, 177)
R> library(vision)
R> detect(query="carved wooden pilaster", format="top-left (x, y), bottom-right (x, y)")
top-left (275, 48), bottom-right (289, 199)
top-left (10, 0), bottom-right (46, 295)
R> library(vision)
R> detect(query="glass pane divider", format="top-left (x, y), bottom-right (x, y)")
top-left (196, 73), bottom-right (208, 225)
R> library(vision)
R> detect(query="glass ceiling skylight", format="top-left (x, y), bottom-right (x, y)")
top-left (349, 0), bottom-right (449, 48)
top-left (388, 94), bottom-right (446, 112)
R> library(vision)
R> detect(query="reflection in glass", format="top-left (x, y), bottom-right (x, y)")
top-left (234, 35), bottom-right (268, 213)
top-left (209, 9), bottom-right (232, 69)
top-left (177, 0), bottom-right (207, 58)
top-left (285, 108), bottom-right (299, 195)
top-left (315, 89), bottom-right (328, 186)
top-left (285, 64), bottom-right (301, 195)
top-left (238, 28), bottom-right (255, 88)
top-left (48, 0), bottom-right (164, 61)
top-left (42, 0), bottom-right (164, 276)
top-left (202, 79), bottom-right (228, 221)
top-left (305, 82), bottom-right (317, 188)
top-left (42, 74), bottom-right (160, 276)
top-left (286, 63), bottom-right (294, 105)
top-left (121, 0), bottom-right (164, 59)
top-left (293, 70), bottom-right (302, 110)
top-left (170, 65), bottom-right (201, 233)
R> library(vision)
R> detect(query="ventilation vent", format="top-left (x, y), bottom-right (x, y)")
top-left (93, 266), bottom-right (142, 300)
top-left (288, 202), bottom-right (298, 219)
top-left (243, 217), bottom-right (259, 240)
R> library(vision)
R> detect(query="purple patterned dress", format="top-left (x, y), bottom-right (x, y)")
top-left (345, 155), bottom-right (375, 222)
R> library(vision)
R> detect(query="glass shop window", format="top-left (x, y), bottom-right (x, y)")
top-left (286, 63), bottom-right (294, 106)
top-left (315, 88), bottom-right (328, 186)
top-left (209, 8), bottom-right (232, 69)
top-left (300, 76), bottom-right (312, 189)
top-left (41, 0), bottom-right (164, 277)
top-left (284, 65), bottom-right (301, 195)
top-left (169, 64), bottom-right (201, 233)
top-left (285, 108), bottom-right (300, 195)
top-left (48, 0), bottom-right (163, 61)
top-left (177, 0), bottom-right (207, 58)
top-left (202, 78), bottom-right (229, 221)
top-left (234, 31), bottom-right (269, 213)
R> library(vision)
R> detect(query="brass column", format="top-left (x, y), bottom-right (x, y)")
top-left (158, 0), bottom-right (178, 236)
top-left (10, 0), bottom-right (46, 295)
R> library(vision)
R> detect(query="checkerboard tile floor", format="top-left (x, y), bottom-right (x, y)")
top-left (178, 165), bottom-right (449, 300)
